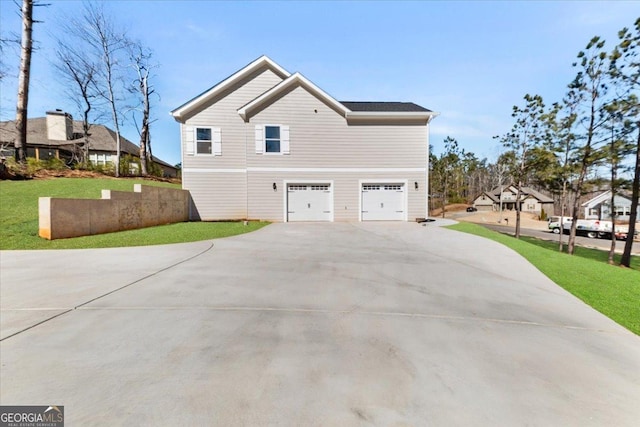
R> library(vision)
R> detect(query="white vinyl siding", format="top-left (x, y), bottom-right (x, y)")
top-left (246, 85), bottom-right (427, 169)
top-left (180, 67), bottom-right (430, 222)
top-left (182, 171), bottom-right (247, 220)
top-left (246, 171), bottom-right (424, 222)
top-left (182, 67), bottom-right (284, 169)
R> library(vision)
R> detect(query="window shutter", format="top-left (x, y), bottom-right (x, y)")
top-left (184, 126), bottom-right (194, 156)
top-left (213, 127), bottom-right (222, 156)
top-left (281, 125), bottom-right (290, 155)
top-left (255, 125), bottom-right (263, 154)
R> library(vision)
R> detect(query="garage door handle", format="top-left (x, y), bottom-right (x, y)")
top-left (380, 203), bottom-right (384, 208)
top-left (307, 203), bottom-right (311, 208)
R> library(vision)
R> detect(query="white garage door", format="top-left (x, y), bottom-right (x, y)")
top-left (287, 184), bottom-right (332, 221)
top-left (362, 183), bottom-right (405, 221)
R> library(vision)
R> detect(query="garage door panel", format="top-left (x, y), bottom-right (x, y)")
top-left (288, 184), bottom-right (332, 222)
top-left (362, 184), bottom-right (405, 221)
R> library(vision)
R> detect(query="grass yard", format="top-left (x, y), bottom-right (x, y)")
top-left (447, 222), bottom-right (640, 335)
top-left (0, 178), bottom-right (269, 250)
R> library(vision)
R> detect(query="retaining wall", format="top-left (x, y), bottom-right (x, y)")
top-left (39, 184), bottom-right (190, 240)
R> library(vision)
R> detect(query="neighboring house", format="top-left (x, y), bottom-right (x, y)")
top-left (472, 185), bottom-right (554, 215)
top-left (582, 190), bottom-right (634, 222)
top-left (0, 110), bottom-right (178, 177)
top-left (171, 56), bottom-right (437, 222)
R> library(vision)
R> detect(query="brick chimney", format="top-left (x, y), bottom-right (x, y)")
top-left (46, 110), bottom-right (73, 140)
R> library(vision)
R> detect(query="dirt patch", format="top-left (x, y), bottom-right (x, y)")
top-left (455, 210), bottom-right (549, 231)
top-left (2, 167), bottom-right (181, 184)
top-left (430, 203), bottom-right (471, 216)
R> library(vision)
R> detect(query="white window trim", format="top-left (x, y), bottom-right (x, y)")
top-left (195, 126), bottom-right (214, 156)
top-left (264, 124), bottom-right (282, 155)
top-left (358, 179), bottom-right (408, 222)
top-left (282, 179), bottom-right (334, 222)
top-left (256, 124), bottom-right (290, 155)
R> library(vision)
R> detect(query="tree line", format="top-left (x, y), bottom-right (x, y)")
top-left (430, 18), bottom-right (639, 268)
top-left (3, 0), bottom-right (159, 177)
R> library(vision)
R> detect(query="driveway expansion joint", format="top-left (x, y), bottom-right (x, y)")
top-left (0, 242), bottom-right (215, 342)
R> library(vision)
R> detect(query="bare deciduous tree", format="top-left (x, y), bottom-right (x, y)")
top-left (64, 2), bottom-right (130, 176)
top-left (128, 43), bottom-right (158, 176)
top-left (53, 39), bottom-right (100, 164)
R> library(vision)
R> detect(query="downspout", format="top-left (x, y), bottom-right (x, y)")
top-left (425, 113), bottom-right (438, 218)
top-left (425, 117), bottom-right (431, 218)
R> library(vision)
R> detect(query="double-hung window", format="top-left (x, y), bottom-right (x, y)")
top-left (265, 126), bottom-right (281, 153)
top-left (196, 127), bottom-right (212, 155)
top-left (255, 124), bottom-right (289, 155)
top-left (184, 126), bottom-right (221, 156)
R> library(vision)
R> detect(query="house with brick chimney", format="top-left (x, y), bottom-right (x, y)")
top-left (0, 110), bottom-right (177, 177)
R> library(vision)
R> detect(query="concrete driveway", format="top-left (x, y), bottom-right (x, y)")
top-left (1, 222), bottom-right (639, 426)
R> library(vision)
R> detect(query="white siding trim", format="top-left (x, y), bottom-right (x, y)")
top-left (183, 168), bottom-right (247, 173)
top-left (248, 167), bottom-right (426, 173)
top-left (255, 125), bottom-right (264, 154)
top-left (212, 127), bottom-right (222, 155)
top-left (283, 179), bottom-right (334, 223)
top-left (281, 125), bottom-right (290, 154)
top-left (238, 72), bottom-right (350, 120)
top-left (184, 125), bottom-right (194, 156)
top-left (171, 55), bottom-right (290, 121)
top-left (358, 179), bottom-right (408, 222)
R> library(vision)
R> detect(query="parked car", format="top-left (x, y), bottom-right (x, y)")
top-left (466, 206), bottom-right (477, 212)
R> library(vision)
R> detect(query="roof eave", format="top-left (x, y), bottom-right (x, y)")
top-left (346, 111), bottom-right (439, 120)
top-left (238, 72), bottom-right (350, 121)
top-left (171, 55), bottom-right (291, 122)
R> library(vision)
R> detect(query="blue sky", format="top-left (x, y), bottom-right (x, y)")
top-left (0, 1), bottom-right (638, 166)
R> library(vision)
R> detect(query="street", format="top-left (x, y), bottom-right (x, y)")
top-left (480, 223), bottom-right (639, 255)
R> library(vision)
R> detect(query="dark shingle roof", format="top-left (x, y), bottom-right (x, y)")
top-left (340, 101), bottom-right (431, 113)
top-left (0, 117), bottom-right (140, 156)
top-left (487, 185), bottom-right (554, 203)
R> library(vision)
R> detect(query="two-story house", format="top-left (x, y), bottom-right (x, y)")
top-left (171, 56), bottom-right (437, 222)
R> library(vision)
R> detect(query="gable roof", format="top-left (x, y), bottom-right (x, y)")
top-left (582, 190), bottom-right (635, 208)
top-left (521, 187), bottom-right (554, 203)
top-left (171, 55), bottom-right (291, 121)
top-left (476, 191), bottom-right (500, 203)
top-left (238, 72), bottom-right (350, 120)
top-left (486, 185), bottom-right (554, 203)
top-left (173, 55), bottom-right (438, 123)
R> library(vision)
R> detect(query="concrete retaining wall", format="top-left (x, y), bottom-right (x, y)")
top-left (39, 184), bottom-right (190, 240)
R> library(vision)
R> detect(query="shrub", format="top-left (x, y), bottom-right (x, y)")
top-left (44, 157), bottom-right (67, 171)
top-left (148, 161), bottom-right (163, 177)
top-left (119, 154), bottom-right (141, 177)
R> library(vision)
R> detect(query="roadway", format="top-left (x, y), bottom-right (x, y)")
top-left (479, 223), bottom-right (639, 255)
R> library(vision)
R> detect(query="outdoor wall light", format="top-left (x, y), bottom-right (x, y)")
top-left (273, 182), bottom-right (277, 191)
top-left (415, 181), bottom-right (419, 190)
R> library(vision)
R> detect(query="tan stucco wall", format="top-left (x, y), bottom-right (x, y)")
top-left (39, 184), bottom-right (189, 240)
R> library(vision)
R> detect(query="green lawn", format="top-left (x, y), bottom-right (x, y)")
top-left (447, 222), bottom-right (640, 335)
top-left (0, 178), bottom-right (269, 250)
